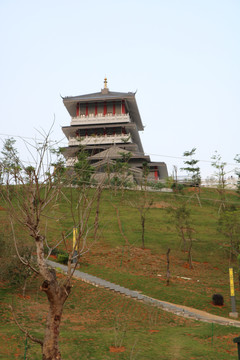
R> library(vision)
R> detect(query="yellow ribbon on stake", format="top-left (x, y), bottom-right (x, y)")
top-left (229, 267), bottom-right (235, 297)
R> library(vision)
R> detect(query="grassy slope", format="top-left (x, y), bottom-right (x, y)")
top-left (0, 277), bottom-right (239, 359)
top-left (1, 187), bottom-right (240, 359)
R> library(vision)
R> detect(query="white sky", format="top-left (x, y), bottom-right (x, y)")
top-left (0, 0), bottom-right (239, 178)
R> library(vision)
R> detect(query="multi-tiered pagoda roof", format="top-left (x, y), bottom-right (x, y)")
top-left (62, 79), bottom-right (168, 183)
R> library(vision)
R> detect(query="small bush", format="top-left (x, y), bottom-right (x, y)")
top-left (171, 182), bottom-right (185, 191)
top-left (148, 181), bottom-right (166, 190)
top-left (57, 253), bottom-right (69, 265)
top-left (0, 231), bottom-right (35, 288)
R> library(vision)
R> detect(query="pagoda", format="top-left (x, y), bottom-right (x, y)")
top-left (62, 79), bottom-right (168, 183)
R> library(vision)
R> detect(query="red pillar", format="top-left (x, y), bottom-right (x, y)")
top-left (154, 166), bottom-right (158, 181)
top-left (113, 101), bottom-right (116, 115)
top-left (122, 100), bottom-right (125, 114)
top-left (95, 103), bottom-right (98, 116)
top-left (76, 103), bottom-right (79, 117)
top-left (85, 103), bottom-right (88, 116)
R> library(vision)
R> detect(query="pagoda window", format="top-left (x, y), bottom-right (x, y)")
top-left (107, 102), bottom-right (113, 115)
top-left (103, 101), bottom-right (107, 116)
top-left (115, 101), bottom-right (121, 114)
top-left (98, 103), bottom-right (103, 116)
top-left (88, 103), bottom-right (95, 116)
top-left (80, 104), bottom-right (85, 116)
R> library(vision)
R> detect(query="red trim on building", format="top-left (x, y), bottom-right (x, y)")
top-left (113, 101), bottom-right (116, 115)
top-left (95, 103), bottom-right (98, 116)
top-left (85, 103), bottom-right (88, 116)
top-left (103, 101), bottom-right (107, 116)
top-left (122, 100), bottom-right (126, 114)
top-left (154, 166), bottom-right (158, 181)
top-left (76, 103), bottom-right (79, 117)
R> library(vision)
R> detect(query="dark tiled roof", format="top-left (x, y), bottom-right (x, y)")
top-left (63, 90), bottom-right (135, 102)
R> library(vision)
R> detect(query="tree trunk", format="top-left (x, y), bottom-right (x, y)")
top-left (180, 228), bottom-right (186, 252)
top-left (166, 248), bottom-right (171, 286)
top-left (141, 216), bottom-right (145, 249)
top-left (94, 187), bottom-right (101, 240)
top-left (188, 237), bottom-right (193, 270)
top-left (41, 278), bottom-right (71, 360)
top-left (42, 301), bottom-right (64, 360)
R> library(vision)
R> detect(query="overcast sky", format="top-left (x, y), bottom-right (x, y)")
top-left (0, 0), bottom-right (239, 178)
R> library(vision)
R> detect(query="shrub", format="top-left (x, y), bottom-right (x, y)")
top-left (171, 182), bottom-right (185, 191)
top-left (57, 253), bottom-right (69, 265)
top-left (148, 181), bottom-right (166, 190)
top-left (0, 231), bottom-right (35, 288)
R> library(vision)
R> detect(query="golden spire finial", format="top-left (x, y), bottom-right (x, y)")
top-left (104, 77), bottom-right (108, 89)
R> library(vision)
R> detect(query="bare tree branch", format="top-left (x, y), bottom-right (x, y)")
top-left (9, 304), bottom-right (43, 347)
top-left (10, 218), bottom-right (40, 275)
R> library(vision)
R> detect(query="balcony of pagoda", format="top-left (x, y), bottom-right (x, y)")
top-left (70, 113), bottom-right (131, 126)
top-left (68, 133), bottom-right (132, 146)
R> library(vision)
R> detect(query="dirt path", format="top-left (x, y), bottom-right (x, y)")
top-left (48, 260), bottom-right (240, 328)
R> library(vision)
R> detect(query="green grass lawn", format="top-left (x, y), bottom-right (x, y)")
top-left (1, 186), bottom-right (240, 359)
top-left (0, 276), bottom-right (239, 359)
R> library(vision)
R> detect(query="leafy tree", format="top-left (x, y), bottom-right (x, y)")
top-left (0, 230), bottom-right (35, 296)
top-left (211, 151), bottom-right (227, 211)
top-left (234, 154), bottom-right (240, 193)
top-left (51, 147), bottom-right (67, 184)
top-left (181, 148), bottom-right (201, 187)
top-left (218, 207), bottom-right (240, 264)
top-left (0, 138), bottom-right (21, 186)
top-left (73, 147), bottom-right (94, 187)
top-left (129, 187), bottom-right (153, 250)
top-left (142, 161), bottom-right (150, 188)
top-left (109, 152), bottom-right (132, 194)
top-left (169, 201), bottom-right (195, 269)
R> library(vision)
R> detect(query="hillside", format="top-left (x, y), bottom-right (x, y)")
top-left (1, 187), bottom-right (240, 359)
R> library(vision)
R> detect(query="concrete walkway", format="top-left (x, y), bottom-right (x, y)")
top-left (47, 260), bottom-right (240, 328)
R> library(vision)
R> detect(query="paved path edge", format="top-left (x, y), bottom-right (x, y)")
top-left (47, 260), bottom-right (240, 328)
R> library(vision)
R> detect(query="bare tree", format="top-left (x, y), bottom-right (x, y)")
top-left (0, 132), bottom-right (103, 360)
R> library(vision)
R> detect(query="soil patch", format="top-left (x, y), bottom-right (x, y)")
top-left (150, 201), bottom-right (172, 209)
top-left (109, 346), bottom-right (126, 353)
